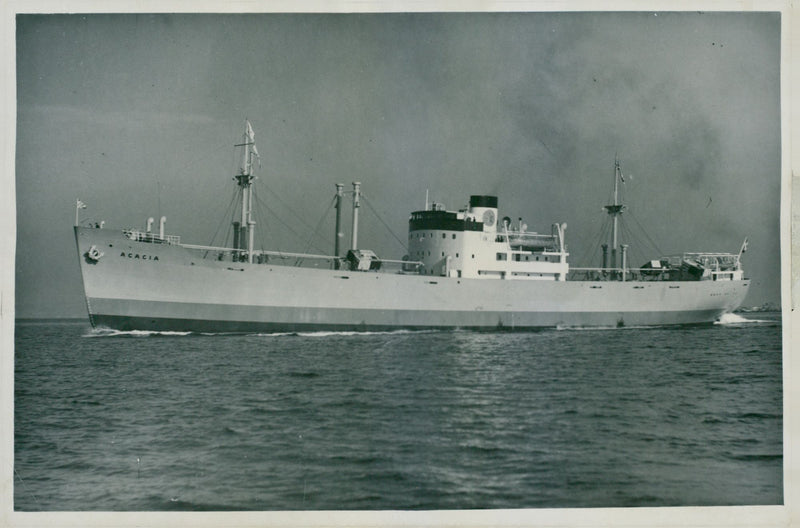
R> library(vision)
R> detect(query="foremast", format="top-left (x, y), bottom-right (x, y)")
top-left (234, 120), bottom-right (260, 263)
top-left (603, 157), bottom-right (627, 274)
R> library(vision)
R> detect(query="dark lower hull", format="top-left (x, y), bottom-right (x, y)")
top-left (90, 308), bottom-right (726, 333)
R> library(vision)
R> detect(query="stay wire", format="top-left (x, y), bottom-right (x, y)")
top-left (176, 140), bottom-right (232, 178)
top-left (575, 213), bottom-right (610, 268)
top-left (623, 217), bottom-right (656, 267)
top-left (205, 187), bottom-right (240, 257)
top-left (155, 139), bottom-right (237, 228)
top-left (258, 180), bottom-right (329, 236)
top-left (627, 208), bottom-right (665, 257)
top-left (593, 218), bottom-right (612, 267)
top-left (250, 185), bottom-right (285, 254)
top-left (300, 194), bottom-right (337, 257)
top-left (251, 186), bottom-right (328, 255)
top-left (361, 194), bottom-right (410, 254)
top-left (618, 218), bottom-right (641, 265)
top-left (249, 185), bottom-right (268, 252)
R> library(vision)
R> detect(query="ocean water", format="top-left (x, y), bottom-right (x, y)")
top-left (14, 313), bottom-right (782, 511)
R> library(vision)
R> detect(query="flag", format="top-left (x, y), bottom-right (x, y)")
top-left (77, 199), bottom-right (87, 209)
top-left (246, 120), bottom-right (255, 142)
top-left (246, 121), bottom-right (261, 164)
top-left (740, 238), bottom-right (748, 254)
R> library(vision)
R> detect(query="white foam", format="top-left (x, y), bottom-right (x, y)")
top-left (84, 328), bottom-right (192, 337)
top-left (715, 313), bottom-right (770, 325)
top-left (555, 324), bottom-right (657, 331)
top-left (254, 329), bottom-right (439, 337)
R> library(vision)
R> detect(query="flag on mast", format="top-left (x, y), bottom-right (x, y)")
top-left (245, 120), bottom-right (260, 164)
top-left (246, 120), bottom-right (255, 142)
top-left (75, 199), bottom-right (87, 226)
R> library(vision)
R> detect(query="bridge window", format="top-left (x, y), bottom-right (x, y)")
top-left (452, 234), bottom-right (456, 239)
top-left (442, 233), bottom-right (446, 239)
top-left (496, 253), bottom-right (507, 261)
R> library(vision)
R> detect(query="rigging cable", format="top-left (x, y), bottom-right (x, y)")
top-left (257, 180), bottom-right (333, 243)
top-left (250, 184), bottom-right (286, 255)
top-left (298, 194), bottom-right (337, 261)
top-left (176, 140), bottom-right (232, 178)
top-left (574, 212), bottom-right (611, 268)
top-left (251, 185), bottom-right (329, 255)
top-left (619, 218), bottom-right (645, 267)
top-left (205, 187), bottom-right (241, 258)
top-left (626, 208), bottom-right (665, 257)
top-left (361, 194), bottom-right (410, 254)
top-left (249, 184), bottom-right (269, 254)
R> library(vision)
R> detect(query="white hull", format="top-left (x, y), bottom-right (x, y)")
top-left (75, 227), bottom-right (750, 332)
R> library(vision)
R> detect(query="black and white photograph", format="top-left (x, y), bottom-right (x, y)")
top-left (4, 3), bottom-right (790, 526)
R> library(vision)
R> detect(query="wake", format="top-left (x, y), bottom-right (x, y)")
top-left (84, 327), bottom-right (441, 338)
top-left (84, 328), bottom-right (193, 337)
top-left (715, 313), bottom-right (771, 325)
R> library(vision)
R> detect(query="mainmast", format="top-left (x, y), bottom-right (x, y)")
top-left (351, 181), bottom-right (361, 250)
top-left (603, 157), bottom-right (626, 270)
top-left (234, 120), bottom-right (260, 263)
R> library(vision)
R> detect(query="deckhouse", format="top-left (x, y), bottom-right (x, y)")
top-left (407, 195), bottom-right (569, 280)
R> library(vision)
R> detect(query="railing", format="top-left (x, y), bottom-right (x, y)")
top-left (568, 263), bottom-right (746, 282)
top-left (124, 230), bottom-right (181, 245)
top-left (678, 253), bottom-right (741, 270)
top-left (180, 242), bottom-right (425, 272)
top-left (495, 232), bottom-right (558, 246)
top-left (568, 267), bottom-right (670, 282)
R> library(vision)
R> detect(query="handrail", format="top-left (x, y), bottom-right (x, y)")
top-left (124, 230), bottom-right (181, 245)
top-left (682, 252), bottom-right (740, 258)
top-left (180, 242), bottom-right (425, 268)
top-left (570, 266), bottom-right (662, 273)
top-left (182, 243), bottom-right (336, 261)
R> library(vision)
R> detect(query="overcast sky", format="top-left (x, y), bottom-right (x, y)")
top-left (13, 11), bottom-right (780, 317)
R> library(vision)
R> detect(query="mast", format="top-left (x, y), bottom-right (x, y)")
top-left (334, 183), bottom-right (344, 262)
top-left (234, 120), bottom-right (259, 263)
top-left (351, 182), bottom-right (361, 250)
top-left (603, 157), bottom-right (625, 271)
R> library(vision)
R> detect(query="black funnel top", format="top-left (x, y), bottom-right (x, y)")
top-left (469, 195), bottom-right (498, 208)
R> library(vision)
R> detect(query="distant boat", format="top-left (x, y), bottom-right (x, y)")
top-left (74, 121), bottom-right (749, 331)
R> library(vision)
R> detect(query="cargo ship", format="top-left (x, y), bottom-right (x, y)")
top-left (73, 121), bottom-right (750, 331)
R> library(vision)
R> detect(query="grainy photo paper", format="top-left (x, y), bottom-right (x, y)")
top-left (2, 1), bottom-right (794, 527)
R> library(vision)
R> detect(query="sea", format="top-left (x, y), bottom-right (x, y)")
top-left (13, 313), bottom-right (783, 511)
